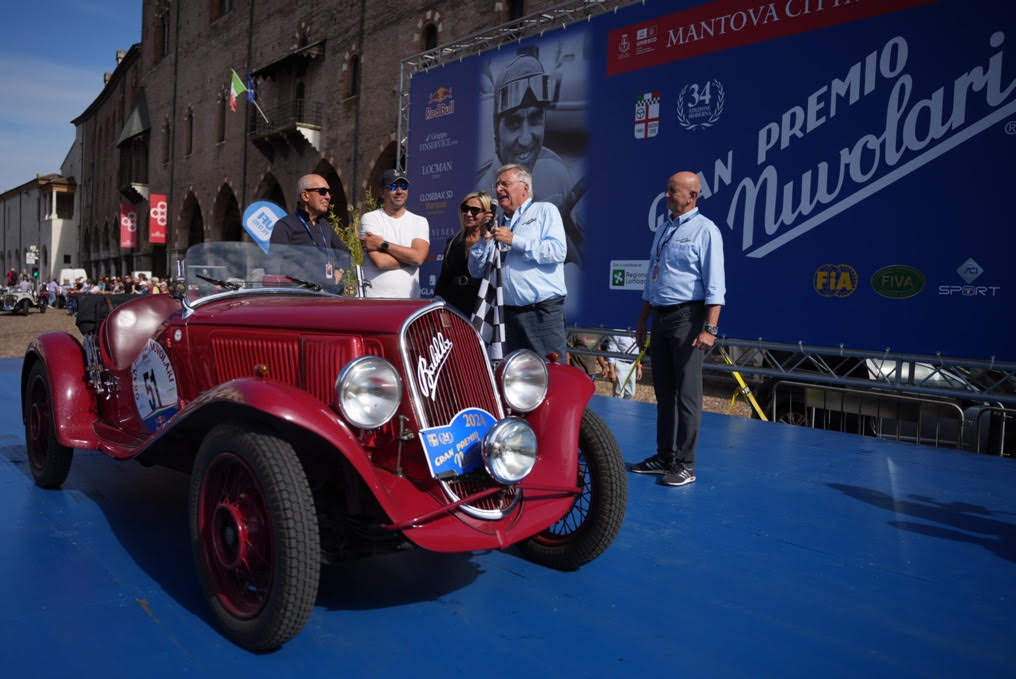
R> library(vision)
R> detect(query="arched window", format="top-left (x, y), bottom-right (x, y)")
top-left (162, 119), bottom-right (171, 165)
top-left (423, 23), bottom-right (438, 50)
top-left (185, 108), bottom-right (194, 156)
top-left (348, 54), bottom-right (361, 98)
top-left (217, 91), bottom-right (226, 143)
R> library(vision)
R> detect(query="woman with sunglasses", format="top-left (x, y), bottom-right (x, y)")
top-left (435, 191), bottom-right (494, 316)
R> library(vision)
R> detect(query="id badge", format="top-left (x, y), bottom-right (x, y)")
top-left (325, 262), bottom-right (334, 279)
top-left (652, 266), bottom-right (659, 282)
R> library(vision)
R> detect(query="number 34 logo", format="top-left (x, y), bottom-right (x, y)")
top-left (676, 79), bottom-right (726, 131)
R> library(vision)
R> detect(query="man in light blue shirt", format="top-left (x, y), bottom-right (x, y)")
top-left (469, 163), bottom-right (567, 361)
top-left (631, 171), bottom-right (725, 487)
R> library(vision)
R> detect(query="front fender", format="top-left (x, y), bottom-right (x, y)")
top-left (166, 378), bottom-right (413, 516)
top-left (522, 363), bottom-right (594, 489)
top-left (24, 332), bottom-right (98, 449)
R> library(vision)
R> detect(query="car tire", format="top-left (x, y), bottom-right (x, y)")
top-left (516, 409), bottom-right (627, 571)
top-left (23, 362), bottom-right (74, 488)
top-left (17, 299), bottom-right (30, 316)
top-left (189, 424), bottom-right (320, 651)
top-left (39, 301), bottom-right (47, 314)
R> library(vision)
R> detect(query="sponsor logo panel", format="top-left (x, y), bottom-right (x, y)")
top-left (676, 79), bottom-right (725, 130)
top-left (417, 131), bottom-right (459, 153)
top-left (635, 91), bottom-right (660, 139)
top-left (938, 257), bottom-right (1001, 297)
top-left (870, 265), bottom-right (924, 299)
top-left (425, 86), bottom-right (455, 120)
top-left (609, 260), bottom-right (649, 290)
top-left (814, 263), bottom-right (857, 298)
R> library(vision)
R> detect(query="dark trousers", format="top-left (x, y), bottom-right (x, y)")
top-left (650, 302), bottom-right (705, 469)
top-left (504, 297), bottom-right (566, 363)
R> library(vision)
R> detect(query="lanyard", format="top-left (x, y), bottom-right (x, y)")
top-left (297, 213), bottom-right (330, 254)
top-left (653, 208), bottom-right (698, 264)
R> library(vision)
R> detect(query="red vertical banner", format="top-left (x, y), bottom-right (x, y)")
top-left (120, 203), bottom-right (138, 248)
top-left (149, 194), bottom-right (167, 244)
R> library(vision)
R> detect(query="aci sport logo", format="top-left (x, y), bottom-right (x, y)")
top-left (814, 264), bottom-right (857, 298)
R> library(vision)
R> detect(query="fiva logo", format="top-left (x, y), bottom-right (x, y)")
top-left (871, 265), bottom-right (925, 299)
top-left (814, 264), bottom-right (857, 298)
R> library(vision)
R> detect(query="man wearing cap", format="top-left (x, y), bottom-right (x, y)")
top-left (360, 169), bottom-right (431, 298)
top-left (268, 173), bottom-right (349, 284)
top-left (469, 163), bottom-right (567, 361)
top-left (475, 50), bottom-right (582, 264)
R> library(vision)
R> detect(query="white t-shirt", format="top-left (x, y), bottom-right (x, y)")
top-left (360, 208), bottom-right (430, 298)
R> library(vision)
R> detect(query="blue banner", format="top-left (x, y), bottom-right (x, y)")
top-left (408, 0), bottom-right (1016, 360)
top-left (242, 200), bottom-right (287, 253)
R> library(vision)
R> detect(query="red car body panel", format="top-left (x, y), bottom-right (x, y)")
top-left (24, 332), bottom-right (98, 449)
top-left (25, 292), bottom-right (596, 553)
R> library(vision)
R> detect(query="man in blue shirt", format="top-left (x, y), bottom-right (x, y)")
top-left (469, 163), bottom-right (567, 361)
top-left (631, 171), bottom-right (725, 487)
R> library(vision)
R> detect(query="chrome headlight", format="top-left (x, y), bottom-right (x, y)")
top-left (482, 417), bottom-right (538, 485)
top-left (335, 356), bottom-right (402, 429)
top-left (498, 349), bottom-right (548, 413)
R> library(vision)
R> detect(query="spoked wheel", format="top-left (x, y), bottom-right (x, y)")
top-left (39, 301), bottom-right (47, 314)
top-left (23, 362), bottom-right (73, 488)
top-left (189, 424), bottom-right (320, 651)
top-left (517, 409), bottom-right (627, 571)
top-left (17, 299), bottom-right (30, 316)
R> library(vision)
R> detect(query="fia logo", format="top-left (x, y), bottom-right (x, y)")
top-left (814, 264), bottom-right (857, 298)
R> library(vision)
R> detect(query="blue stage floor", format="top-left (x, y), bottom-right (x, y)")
top-left (1, 356), bottom-right (1013, 677)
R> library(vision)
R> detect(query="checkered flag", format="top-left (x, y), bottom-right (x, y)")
top-left (470, 244), bottom-right (505, 361)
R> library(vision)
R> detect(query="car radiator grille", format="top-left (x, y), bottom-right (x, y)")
top-left (402, 307), bottom-right (516, 519)
top-left (401, 307), bottom-right (502, 429)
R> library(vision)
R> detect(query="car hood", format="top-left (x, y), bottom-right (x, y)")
top-left (184, 294), bottom-right (433, 335)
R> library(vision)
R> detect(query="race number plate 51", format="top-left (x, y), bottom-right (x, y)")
top-left (131, 339), bottom-right (180, 432)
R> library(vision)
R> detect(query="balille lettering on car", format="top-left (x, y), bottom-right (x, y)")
top-left (21, 241), bottom-right (627, 652)
top-left (416, 332), bottom-right (453, 400)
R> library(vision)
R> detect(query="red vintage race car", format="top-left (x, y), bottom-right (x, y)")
top-left (21, 241), bottom-right (627, 651)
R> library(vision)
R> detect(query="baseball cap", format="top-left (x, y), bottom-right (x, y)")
top-left (381, 169), bottom-right (410, 187)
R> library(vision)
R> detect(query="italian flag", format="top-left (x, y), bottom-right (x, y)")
top-left (229, 69), bottom-right (246, 112)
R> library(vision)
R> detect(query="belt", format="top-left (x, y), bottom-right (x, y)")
top-left (505, 296), bottom-right (564, 312)
top-left (651, 300), bottom-right (704, 313)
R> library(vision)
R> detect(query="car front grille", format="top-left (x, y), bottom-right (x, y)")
top-left (401, 306), bottom-right (514, 520)
top-left (401, 306), bottom-right (503, 429)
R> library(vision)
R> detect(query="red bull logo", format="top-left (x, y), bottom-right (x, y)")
top-left (426, 86), bottom-right (455, 120)
top-left (429, 87), bottom-right (453, 103)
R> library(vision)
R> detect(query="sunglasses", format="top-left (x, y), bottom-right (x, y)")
top-left (304, 187), bottom-right (331, 195)
top-left (460, 205), bottom-right (485, 217)
top-left (387, 181), bottom-right (409, 191)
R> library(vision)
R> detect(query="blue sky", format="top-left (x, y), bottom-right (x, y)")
top-left (0, 0), bottom-right (141, 192)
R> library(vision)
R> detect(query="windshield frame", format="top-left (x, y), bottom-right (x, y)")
top-left (180, 240), bottom-right (357, 311)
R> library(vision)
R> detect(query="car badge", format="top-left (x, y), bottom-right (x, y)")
top-left (417, 332), bottom-right (453, 400)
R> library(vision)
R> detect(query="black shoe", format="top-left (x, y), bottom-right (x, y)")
top-left (629, 456), bottom-right (668, 475)
top-left (660, 468), bottom-right (696, 486)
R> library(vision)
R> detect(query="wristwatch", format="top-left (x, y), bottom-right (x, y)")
top-left (380, 240), bottom-right (390, 253)
top-left (703, 324), bottom-right (719, 336)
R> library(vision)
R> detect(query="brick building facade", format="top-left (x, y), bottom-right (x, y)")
top-left (73, 0), bottom-right (547, 279)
